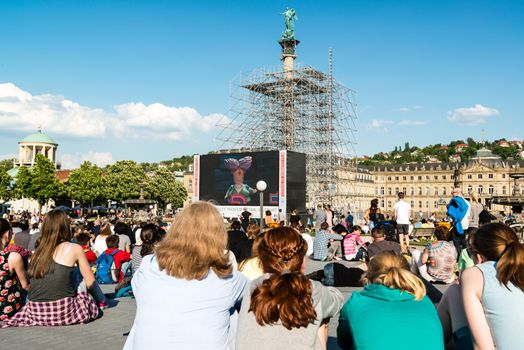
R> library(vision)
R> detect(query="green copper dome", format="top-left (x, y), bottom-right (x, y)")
top-left (20, 129), bottom-right (57, 145)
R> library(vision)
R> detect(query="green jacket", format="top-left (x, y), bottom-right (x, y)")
top-left (337, 284), bottom-right (443, 350)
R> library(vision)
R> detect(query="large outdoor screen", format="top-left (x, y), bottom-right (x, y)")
top-left (198, 151), bottom-right (279, 206)
top-left (194, 150), bottom-right (306, 218)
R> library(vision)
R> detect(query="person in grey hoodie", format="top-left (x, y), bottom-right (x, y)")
top-left (236, 227), bottom-right (344, 350)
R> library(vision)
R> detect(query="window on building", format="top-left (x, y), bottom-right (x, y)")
top-left (442, 187), bottom-right (447, 195)
top-left (467, 174), bottom-right (472, 179)
top-left (395, 187), bottom-right (399, 194)
top-left (388, 187), bottom-right (392, 195)
top-left (434, 201), bottom-right (438, 208)
top-left (434, 175), bottom-right (438, 180)
top-left (502, 174), bottom-right (506, 179)
top-left (478, 174), bottom-right (483, 179)
top-left (410, 200), bottom-right (414, 207)
top-left (410, 176), bottom-right (414, 181)
top-left (442, 175), bottom-right (446, 180)
top-left (434, 187), bottom-right (438, 195)
top-left (388, 176), bottom-right (392, 181)
top-left (478, 185), bottom-right (483, 194)
top-left (426, 201), bottom-right (429, 208)
top-left (418, 187), bottom-right (422, 195)
top-left (402, 187), bottom-right (407, 194)
top-left (467, 185), bottom-right (473, 194)
top-left (451, 175), bottom-right (455, 180)
top-left (418, 201), bottom-right (422, 208)
top-left (489, 185), bottom-right (494, 195)
top-left (388, 201), bottom-right (392, 208)
top-left (426, 187), bottom-right (430, 195)
top-left (188, 180), bottom-right (193, 192)
top-left (410, 187), bottom-right (414, 195)
top-left (426, 175), bottom-right (430, 180)
top-left (380, 187), bottom-right (384, 195)
top-left (418, 176), bottom-right (422, 180)
top-left (488, 174), bottom-right (494, 179)
top-left (502, 186), bottom-right (506, 195)
top-left (402, 176), bottom-right (407, 181)
top-left (395, 176), bottom-right (399, 181)
top-left (380, 200), bottom-right (385, 207)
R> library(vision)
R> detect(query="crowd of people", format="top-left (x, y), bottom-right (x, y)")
top-left (0, 193), bottom-right (523, 349)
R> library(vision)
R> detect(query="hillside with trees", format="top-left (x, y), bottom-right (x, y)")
top-left (359, 138), bottom-right (523, 165)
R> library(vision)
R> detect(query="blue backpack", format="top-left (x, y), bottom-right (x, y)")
top-left (96, 249), bottom-right (119, 284)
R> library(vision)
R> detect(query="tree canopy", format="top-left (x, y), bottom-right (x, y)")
top-left (105, 160), bottom-right (147, 202)
top-left (66, 161), bottom-right (105, 205)
top-left (147, 167), bottom-right (188, 209)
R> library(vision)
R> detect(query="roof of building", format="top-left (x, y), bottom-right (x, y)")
top-left (7, 167), bottom-right (18, 178)
top-left (20, 129), bottom-right (57, 145)
top-left (467, 147), bottom-right (503, 167)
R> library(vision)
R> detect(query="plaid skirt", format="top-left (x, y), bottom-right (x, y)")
top-left (0, 292), bottom-right (99, 327)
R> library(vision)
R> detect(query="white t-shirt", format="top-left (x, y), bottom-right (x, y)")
top-left (461, 200), bottom-right (471, 230)
top-left (394, 200), bottom-right (411, 225)
top-left (93, 235), bottom-right (109, 256)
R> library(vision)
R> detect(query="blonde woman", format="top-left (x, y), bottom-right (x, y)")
top-left (124, 202), bottom-right (247, 350)
top-left (92, 221), bottom-right (112, 256)
top-left (337, 251), bottom-right (443, 349)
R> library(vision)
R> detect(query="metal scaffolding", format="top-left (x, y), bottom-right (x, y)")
top-left (216, 49), bottom-right (358, 206)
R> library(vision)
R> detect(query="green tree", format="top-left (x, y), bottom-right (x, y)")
top-left (66, 161), bottom-right (105, 207)
top-left (147, 168), bottom-right (188, 209)
top-left (0, 159), bottom-right (15, 172)
top-left (14, 166), bottom-right (32, 199)
top-left (105, 160), bottom-right (147, 202)
top-left (0, 169), bottom-right (11, 201)
top-left (29, 155), bottom-right (61, 208)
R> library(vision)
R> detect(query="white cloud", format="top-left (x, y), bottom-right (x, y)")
top-left (369, 119), bottom-right (394, 132)
top-left (0, 82), bottom-right (228, 141)
top-left (447, 104), bottom-right (500, 125)
top-left (61, 151), bottom-right (114, 169)
top-left (397, 106), bottom-right (422, 112)
top-left (398, 119), bottom-right (429, 126)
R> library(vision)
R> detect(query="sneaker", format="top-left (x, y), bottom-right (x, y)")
top-left (98, 302), bottom-right (108, 310)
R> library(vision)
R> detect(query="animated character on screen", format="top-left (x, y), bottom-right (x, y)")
top-left (224, 156), bottom-right (257, 204)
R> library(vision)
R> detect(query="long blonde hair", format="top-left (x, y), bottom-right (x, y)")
top-left (367, 251), bottom-right (426, 300)
top-left (155, 201), bottom-right (232, 280)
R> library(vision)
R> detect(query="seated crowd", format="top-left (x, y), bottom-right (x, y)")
top-left (1, 202), bottom-right (524, 350)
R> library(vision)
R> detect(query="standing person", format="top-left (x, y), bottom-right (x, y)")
top-left (236, 227), bottom-right (344, 350)
top-left (313, 222), bottom-right (343, 261)
top-left (461, 223), bottom-right (524, 350)
top-left (0, 219), bottom-right (29, 320)
top-left (394, 192), bottom-right (411, 253)
top-left (337, 251), bottom-right (444, 350)
top-left (124, 202), bottom-right (247, 350)
top-left (364, 199), bottom-right (382, 230)
top-left (240, 208), bottom-right (251, 232)
top-left (313, 204), bottom-right (326, 232)
top-left (468, 194), bottom-right (483, 232)
top-left (345, 210), bottom-right (354, 229)
top-left (289, 208), bottom-right (302, 227)
top-left (447, 188), bottom-right (471, 255)
top-left (2, 210), bottom-right (100, 327)
top-left (325, 205), bottom-right (334, 227)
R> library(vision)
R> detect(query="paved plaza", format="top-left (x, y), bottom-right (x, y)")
top-left (2, 259), bottom-right (449, 350)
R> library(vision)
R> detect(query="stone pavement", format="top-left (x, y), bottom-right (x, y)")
top-left (2, 259), bottom-right (449, 350)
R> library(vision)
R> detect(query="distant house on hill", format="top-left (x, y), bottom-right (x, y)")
top-left (440, 145), bottom-right (448, 150)
top-left (425, 155), bottom-right (440, 163)
top-left (56, 169), bottom-right (71, 183)
top-left (454, 143), bottom-right (468, 152)
top-left (508, 140), bottom-right (522, 148)
top-left (449, 154), bottom-right (461, 163)
top-left (497, 140), bottom-right (510, 148)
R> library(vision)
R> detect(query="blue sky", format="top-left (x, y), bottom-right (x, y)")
top-left (0, 0), bottom-right (523, 168)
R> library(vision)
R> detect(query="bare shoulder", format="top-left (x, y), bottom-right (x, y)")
top-left (461, 266), bottom-right (484, 296)
top-left (7, 250), bottom-right (23, 263)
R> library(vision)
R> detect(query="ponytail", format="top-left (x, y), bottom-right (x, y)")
top-left (249, 227), bottom-right (316, 329)
top-left (249, 272), bottom-right (317, 330)
top-left (472, 223), bottom-right (524, 292)
top-left (496, 240), bottom-right (524, 292)
top-left (140, 223), bottom-right (162, 257)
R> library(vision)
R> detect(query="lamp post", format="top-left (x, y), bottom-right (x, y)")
top-left (256, 180), bottom-right (267, 228)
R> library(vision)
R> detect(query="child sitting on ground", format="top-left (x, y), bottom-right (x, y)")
top-left (76, 232), bottom-right (97, 266)
top-left (100, 235), bottom-right (131, 283)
